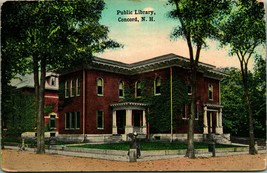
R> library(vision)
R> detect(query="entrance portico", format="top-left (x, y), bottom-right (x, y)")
top-left (110, 102), bottom-right (148, 140)
top-left (203, 104), bottom-right (223, 134)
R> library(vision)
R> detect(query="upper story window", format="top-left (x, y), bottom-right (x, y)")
top-left (135, 81), bottom-right (142, 98)
top-left (97, 78), bottom-right (104, 96)
top-left (208, 84), bottom-right (213, 100)
top-left (119, 81), bottom-right (124, 98)
top-left (70, 80), bottom-right (75, 97)
top-left (65, 81), bottom-right (69, 98)
top-left (188, 86), bottom-right (192, 95)
top-left (76, 78), bottom-right (80, 96)
top-left (154, 77), bottom-right (161, 95)
top-left (50, 77), bottom-right (56, 86)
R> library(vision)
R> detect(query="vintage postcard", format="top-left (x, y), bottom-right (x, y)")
top-left (1, 0), bottom-right (266, 172)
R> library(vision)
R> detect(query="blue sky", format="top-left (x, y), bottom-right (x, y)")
top-left (96, 0), bottom-right (264, 69)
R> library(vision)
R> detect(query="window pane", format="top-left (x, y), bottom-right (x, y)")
top-left (119, 81), bottom-right (124, 97)
top-left (65, 81), bottom-right (69, 98)
top-left (136, 81), bottom-right (141, 97)
top-left (208, 84), bottom-right (213, 100)
top-left (71, 112), bottom-right (75, 129)
top-left (155, 78), bottom-right (161, 94)
top-left (76, 79), bottom-right (80, 96)
top-left (97, 111), bottom-right (103, 129)
top-left (50, 115), bottom-right (56, 128)
top-left (97, 78), bottom-right (103, 95)
top-left (65, 113), bottom-right (70, 129)
top-left (76, 112), bottom-right (80, 129)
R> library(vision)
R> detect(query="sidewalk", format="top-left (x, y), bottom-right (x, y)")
top-left (4, 145), bottom-right (266, 162)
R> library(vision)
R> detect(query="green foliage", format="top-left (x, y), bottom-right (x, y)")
top-left (221, 58), bottom-right (266, 138)
top-left (3, 89), bottom-right (36, 138)
top-left (68, 141), bottom-right (241, 151)
top-left (217, 0), bottom-right (265, 56)
top-left (167, 0), bottom-right (229, 48)
top-left (1, 0), bottom-right (122, 73)
top-left (124, 77), bottom-right (188, 133)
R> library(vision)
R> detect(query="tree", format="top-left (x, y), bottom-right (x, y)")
top-left (220, 57), bottom-right (266, 139)
top-left (167, 0), bottom-right (229, 158)
top-left (2, 0), bottom-right (121, 154)
top-left (217, 0), bottom-right (265, 154)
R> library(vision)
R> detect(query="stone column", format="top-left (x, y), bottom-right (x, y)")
top-left (125, 109), bottom-right (133, 134)
top-left (209, 112), bottom-right (213, 133)
top-left (217, 108), bottom-right (223, 134)
top-left (215, 111), bottom-right (220, 134)
top-left (112, 111), bottom-right (117, 134)
top-left (142, 110), bottom-right (147, 134)
top-left (203, 106), bottom-right (208, 134)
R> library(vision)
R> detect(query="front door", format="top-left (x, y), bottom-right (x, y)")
top-left (133, 110), bottom-right (143, 132)
top-left (208, 111), bottom-right (216, 133)
top-left (116, 110), bottom-right (126, 134)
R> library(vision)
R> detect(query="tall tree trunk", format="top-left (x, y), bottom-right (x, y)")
top-left (34, 56), bottom-right (46, 154)
top-left (185, 64), bottom-right (197, 158)
top-left (240, 61), bottom-right (257, 155)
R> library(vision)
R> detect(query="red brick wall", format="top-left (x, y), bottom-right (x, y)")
top-left (58, 66), bottom-right (221, 135)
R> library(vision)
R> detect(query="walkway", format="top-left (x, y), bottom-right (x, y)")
top-left (4, 145), bottom-right (266, 162)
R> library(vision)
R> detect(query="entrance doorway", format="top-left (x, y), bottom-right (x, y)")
top-left (207, 111), bottom-right (216, 133)
top-left (116, 110), bottom-right (126, 134)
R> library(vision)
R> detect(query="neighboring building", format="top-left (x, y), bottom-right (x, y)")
top-left (58, 53), bottom-right (229, 143)
top-left (11, 72), bottom-right (59, 137)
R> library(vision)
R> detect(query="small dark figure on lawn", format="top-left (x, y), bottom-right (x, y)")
top-left (128, 132), bottom-right (141, 158)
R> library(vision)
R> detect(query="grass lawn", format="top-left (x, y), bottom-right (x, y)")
top-left (67, 141), bottom-right (243, 151)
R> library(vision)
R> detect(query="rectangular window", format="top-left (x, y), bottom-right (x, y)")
top-left (188, 86), bottom-right (192, 95)
top-left (119, 81), bottom-right (124, 98)
top-left (97, 110), bottom-right (104, 129)
top-left (65, 113), bottom-right (70, 129)
top-left (65, 112), bottom-right (80, 130)
top-left (183, 104), bottom-right (198, 120)
top-left (183, 104), bottom-right (190, 119)
top-left (76, 79), bottom-right (80, 96)
top-left (65, 81), bottom-right (69, 98)
top-left (135, 81), bottom-right (142, 97)
top-left (154, 78), bottom-right (161, 95)
top-left (208, 84), bottom-right (213, 100)
top-left (70, 80), bottom-right (75, 97)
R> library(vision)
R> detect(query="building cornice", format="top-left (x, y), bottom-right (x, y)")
top-left (60, 53), bottom-right (226, 80)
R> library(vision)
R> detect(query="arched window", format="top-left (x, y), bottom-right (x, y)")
top-left (154, 77), bottom-right (161, 95)
top-left (135, 81), bottom-right (142, 97)
top-left (49, 114), bottom-right (57, 129)
top-left (119, 81), bottom-right (124, 98)
top-left (97, 78), bottom-right (104, 96)
top-left (76, 78), bottom-right (80, 96)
